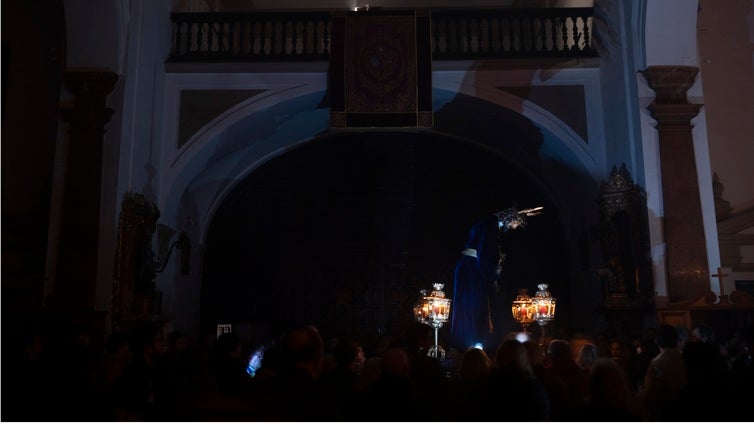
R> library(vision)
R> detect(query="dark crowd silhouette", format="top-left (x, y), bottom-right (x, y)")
top-left (3, 318), bottom-right (753, 421)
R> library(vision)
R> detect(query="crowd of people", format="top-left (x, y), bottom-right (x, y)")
top-left (3, 319), bottom-right (754, 421)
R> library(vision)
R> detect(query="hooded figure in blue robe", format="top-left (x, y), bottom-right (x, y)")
top-left (449, 207), bottom-right (531, 351)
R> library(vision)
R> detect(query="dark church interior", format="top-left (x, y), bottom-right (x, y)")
top-left (202, 130), bottom-right (571, 344)
top-left (3, 0), bottom-right (754, 421)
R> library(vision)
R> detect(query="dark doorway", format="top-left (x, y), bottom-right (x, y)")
top-left (201, 131), bottom-right (569, 343)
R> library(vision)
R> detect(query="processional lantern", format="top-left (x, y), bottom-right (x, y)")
top-left (413, 283), bottom-right (452, 359)
top-left (512, 283), bottom-right (556, 342)
top-left (531, 283), bottom-right (556, 326)
top-left (511, 288), bottom-right (536, 333)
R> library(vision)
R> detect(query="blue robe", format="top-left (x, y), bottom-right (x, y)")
top-left (449, 216), bottom-right (501, 350)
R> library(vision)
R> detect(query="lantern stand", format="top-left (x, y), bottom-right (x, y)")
top-left (413, 283), bottom-right (452, 359)
top-left (531, 283), bottom-right (556, 346)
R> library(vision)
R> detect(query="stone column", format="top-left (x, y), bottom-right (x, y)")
top-left (54, 70), bottom-right (117, 312)
top-left (642, 65), bottom-right (708, 302)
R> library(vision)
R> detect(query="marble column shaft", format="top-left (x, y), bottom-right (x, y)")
top-left (643, 65), bottom-right (709, 302)
top-left (54, 70), bottom-right (117, 312)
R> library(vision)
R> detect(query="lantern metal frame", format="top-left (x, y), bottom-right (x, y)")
top-left (531, 283), bottom-right (556, 326)
top-left (511, 288), bottom-right (536, 333)
top-left (413, 283), bottom-right (452, 359)
top-left (512, 283), bottom-right (556, 343)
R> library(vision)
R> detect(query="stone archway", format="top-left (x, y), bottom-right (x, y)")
top-left (199, 130), bottom-right (571, 344)
top-left (161, 73), bottom-right (605, 339)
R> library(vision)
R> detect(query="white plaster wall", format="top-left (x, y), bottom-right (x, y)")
top-left (645, 0), bottom-right (700, 66)
top-left (116, 0), bottom-right (172, 204)
top-left (698, 0), bottom-right (754, 213)
top-left (692, 108), bottom-right (724, 295)
top-left (637, 73), bottom-right (666, 297)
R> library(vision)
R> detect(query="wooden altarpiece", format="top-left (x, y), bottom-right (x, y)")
top-left (595, 164), bottom-right (655, 335)
top-left (111, 192), bottom-right (164, 332)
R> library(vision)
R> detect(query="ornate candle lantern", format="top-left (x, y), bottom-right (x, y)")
top-left (511, 288), bottom-right (536, 333)
top-left (531, 283), bottom-right (556, 326)
top-left (531, 283), bottom-right (556, 342)
top-left (413, 283), bottom-right (452, 358)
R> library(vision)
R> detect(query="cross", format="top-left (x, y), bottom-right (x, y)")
top-left (712, 267), bottom-right (728, 297)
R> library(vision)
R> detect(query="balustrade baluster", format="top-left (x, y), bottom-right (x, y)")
top-left (199, 22), bottom-right (207, 53)
top-left (209, 20), bottom-right (217, 53)
top-left (490, 17), bottom-right (500, 54)
top-left (433, 18), bottom-right (443, 55)
top-left (242, 22), bottom-right (250, 56)
top-left (311, 19), bottom-right (318, 55)
top-left (581, 15), bottom-right (591, 52)
top-left (296, 20), bottom-right (302, 55)
top-left (173, 20), bottom-right (181, 57)
top-left (278, 20), bottom-right (284, 56)
top-left (457, 18), bottom-right (465, 53)
top-left (462, 18), bottom-right (470, 53)
top-left (448, 18), bottom-right (458, 55)
top-left (283, 21), bottom-right (291, 56)
top-left (468, 18), bottom-right (477, 53)
top-left (480, 18), bottom-right (489, 53)
top-left (503, 17), bottom-right (511, 53)
top-left (321, 19), bottom-right (327, 55)
top-left (252, 21), bottom-right (259, 55)
top-left (215, 20), bottom-right (221, 53)
top-left (233, 21), bottom-right (240, 55)
top-left (269, 19), bottom-right (274, 55)
top-left (549, 17), bottom-right (555, 52)
top-left (569, 16), bottom-right (577, 52)
top-left (281, 21), bottom-right (288, 56)
top-left (262, 21), bottom-right (270, 56)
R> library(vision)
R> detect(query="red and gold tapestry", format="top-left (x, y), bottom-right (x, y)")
top-left (330, 11), bottom-right (432, 128)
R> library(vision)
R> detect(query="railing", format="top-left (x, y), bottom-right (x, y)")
top-left (170, 12), bottom-right (332, 62)
top-left (169, 8), bottom-right (597, 62)
top-left (431, 8), bottom-right (596, 59)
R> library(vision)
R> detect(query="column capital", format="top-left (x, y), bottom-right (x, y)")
top-left (641, 65), bottom-right (699, 104)
top-left (647, 102), bottom-right (702, 129)
top-left (61, 70), bottom-right (118, 128)
top-left (62, 69), bottom-right (117, 98)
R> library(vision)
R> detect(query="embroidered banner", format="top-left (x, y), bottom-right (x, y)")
top-left (330, 11), bottom-right (432, 128)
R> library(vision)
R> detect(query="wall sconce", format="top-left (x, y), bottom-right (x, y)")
top-left (154, 231), bottom-right (190, 275)
top-left (413, 283), bottom-right (452, 359)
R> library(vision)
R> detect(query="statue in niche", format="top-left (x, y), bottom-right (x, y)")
top-left (112, 192), bottom-right (162, 331)
top-left (135, 217), bottom-right (158, 293)
top-left (595, 164), bottom-right (653, 307)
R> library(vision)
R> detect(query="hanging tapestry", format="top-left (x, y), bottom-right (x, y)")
top-left (329, 10), bottom-right (432, 128)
